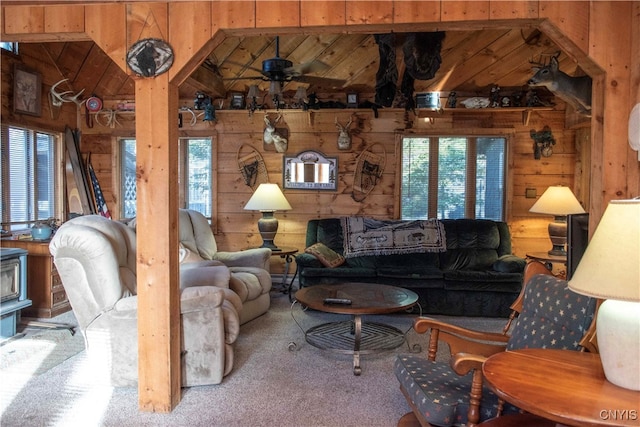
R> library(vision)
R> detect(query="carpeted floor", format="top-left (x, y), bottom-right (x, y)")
top-left (0, 292), bottom-right (507, 427)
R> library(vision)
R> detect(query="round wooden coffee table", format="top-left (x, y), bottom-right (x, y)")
top-left (293, 283), bottom-right (419, 375)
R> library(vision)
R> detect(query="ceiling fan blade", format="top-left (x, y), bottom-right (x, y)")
top-left (224, 59), bottom-right (266, 76)
top-left (292, 75), bottom-right (346, 88)
top-left (284, 60), bottom-right (330, 77)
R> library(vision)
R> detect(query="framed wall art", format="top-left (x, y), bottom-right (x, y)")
top-left (13, 64), bottom-right (42, 117)
top-left (283, 150), bottom-right (337, 191)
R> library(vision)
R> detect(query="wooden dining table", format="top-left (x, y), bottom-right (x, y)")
top-left (483, 348), bottom-right (640, 427)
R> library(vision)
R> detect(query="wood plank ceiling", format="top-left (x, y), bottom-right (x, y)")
top-left (36, 28), bottom-right (580, 108)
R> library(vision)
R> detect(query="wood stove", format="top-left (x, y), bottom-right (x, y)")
top-left (1, 247), bottom-right (32, 339)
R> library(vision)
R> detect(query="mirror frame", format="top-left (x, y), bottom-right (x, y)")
top-left (283, 150), bottom-right (338, 191)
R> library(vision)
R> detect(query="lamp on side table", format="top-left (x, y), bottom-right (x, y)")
top-left (568, 199), bottom-right (640, 391)
top-left (244, 183), bottom-right (292, 252)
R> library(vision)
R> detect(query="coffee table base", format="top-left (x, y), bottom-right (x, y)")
top-left (304, 315), bottom-right (407, 376)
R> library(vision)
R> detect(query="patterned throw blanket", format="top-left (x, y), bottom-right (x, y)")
top-left (341, 217), bottom-right (446, 258)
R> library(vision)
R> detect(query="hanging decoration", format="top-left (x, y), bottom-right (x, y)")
top-left (237, 144), bottom-right (269, 191)
top-left (530, 126), bottom-right (556, 159)
top-left (352, 143), bottom-right (386, 202)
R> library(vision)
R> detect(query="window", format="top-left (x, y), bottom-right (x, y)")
top-left (401, 136), bottom-right (506, 221)
top-left (119, 137), bottom-right (213, 218)
top-left (0, 42), bottom-right (18, 54)
top-left (1, 125), bottom-right (59, 231)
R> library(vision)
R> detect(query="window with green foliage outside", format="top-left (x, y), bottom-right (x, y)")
top-left (401, 136), bottom-right (506, 221)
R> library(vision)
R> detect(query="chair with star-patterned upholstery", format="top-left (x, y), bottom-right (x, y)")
top-left (394, 260), bottom-right (598, 427)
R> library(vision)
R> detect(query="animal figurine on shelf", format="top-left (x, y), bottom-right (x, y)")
top-left (528, 54), bottom-right (592, 116)
top-left (335, 116), bottom-right (353, 150)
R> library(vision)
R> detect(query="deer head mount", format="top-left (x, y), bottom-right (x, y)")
top-left (263, 113), bottom-right (288, 153)
top-left (528, 53), bottom-right (592, 116)
top-left (335, 116), bottom-right (353, 150)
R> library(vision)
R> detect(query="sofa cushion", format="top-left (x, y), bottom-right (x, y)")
top-left (299, 266), bottom-right (376, 278)
top-left (443, 269), bottom-right (522, 284)
top-left (377, 266), bottom-right (443, 280)
top-left (314, 218), bottom-right (344, 251)
top-left (305, 242), bottom-right (345, 268)
top-left (440, 248), bottom-right (499, 270)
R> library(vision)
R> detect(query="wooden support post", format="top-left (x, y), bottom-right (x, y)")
top-left (135, 74), bottom-right (181, 413)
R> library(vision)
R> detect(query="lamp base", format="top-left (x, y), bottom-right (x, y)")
top-left (547, 217), bottom-right (567, 256)
top-left (596, 299), bottom-right (640, 390)
top-left (257, 212), bottom-right (281, 251)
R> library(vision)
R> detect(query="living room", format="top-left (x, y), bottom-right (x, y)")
top-left (1, 1), bottom-right (639, 424)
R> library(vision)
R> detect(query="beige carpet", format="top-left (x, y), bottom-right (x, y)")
top-left (0, 292), bottom-right (507, 427)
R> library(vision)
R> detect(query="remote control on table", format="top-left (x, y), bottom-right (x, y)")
top-left (323, 298), bottom-right (352, 305)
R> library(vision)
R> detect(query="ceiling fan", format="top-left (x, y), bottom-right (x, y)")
top-left (225, 36), bottom-right (346, 90)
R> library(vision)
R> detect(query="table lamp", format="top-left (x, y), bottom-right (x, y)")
top-left (529, 185), bottom-right (585, 256)
top-left (568, 199), bottom-right (640, 391)
top-left (244, 183), bottom-right (291, 251)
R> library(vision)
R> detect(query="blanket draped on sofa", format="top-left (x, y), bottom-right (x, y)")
top-left (341, 217), bottom-right (446, 258)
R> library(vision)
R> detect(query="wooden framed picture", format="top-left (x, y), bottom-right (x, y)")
top-left (13, 64), bottom-right (42, 116)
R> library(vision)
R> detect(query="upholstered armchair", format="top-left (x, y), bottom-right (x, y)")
top-left (49, 215), bottom-right (241, 387)
top-left (394, 261), bottom-right (598, 427)
top-left (177, 209), bottom-right (272, 324)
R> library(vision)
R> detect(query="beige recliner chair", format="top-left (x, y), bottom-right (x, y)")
top-left (49, 215), bottom-right (241, 387)
top-left (177, 209), bottom-right (272, 324)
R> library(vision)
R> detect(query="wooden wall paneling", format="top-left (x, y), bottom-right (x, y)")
top-left (44, 4), bottom-right (84, 34)
top-left (211, 1), bottom-right (255, 30)
top-left (588, 1), bottom-right (632, 223)
top-left (489, 0), bottom-right (539, 20)
top-left (345, 0), bottom-right (393, 25)
top-left (167, 1), bottom-right (211, 84)
top-left (85, 4), bottom-right (127, 73)
top-left (72, 44), bottom-right (114, 96)
top-left (441, 1), bottom-right (490, 22)
top-left (255, 1), bottom-right (300, 28)
top-left (2, 6), bottom-right (44, 35)
top-left (127, 2), bottom-right (168, 50)
top-left (135, 76), bottom-right (181, 413)
top-left (301, 1), bottom-right (346, 27)
top-left (539, 1), bottom-right (590, 56)
top-left (393, 0), bottom-right (441, 24)
top-left (630, 1), bottom-right (640, 197)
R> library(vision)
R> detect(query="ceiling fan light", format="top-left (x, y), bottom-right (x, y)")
top-left (269, 81), bottom-right (282, 95)
top-left (247, 85), bottom-right (259, 99)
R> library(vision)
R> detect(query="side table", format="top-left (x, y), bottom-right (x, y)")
top-left (526, 251), bottom-right (567, 279)
top-left (483, 348), bottom-right (640, 426)
top-left (268, 246), bottom-right (298, 298)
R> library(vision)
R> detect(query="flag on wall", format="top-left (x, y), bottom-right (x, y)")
top-left (86, 154), bottom-right (111, 219)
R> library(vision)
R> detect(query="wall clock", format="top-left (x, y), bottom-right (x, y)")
top-left (126, 38), bottom-right (174, 77)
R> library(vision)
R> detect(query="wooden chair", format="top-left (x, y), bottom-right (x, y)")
top-left (394, 260), bottom-right (598, 427)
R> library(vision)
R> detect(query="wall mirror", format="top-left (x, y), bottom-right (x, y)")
top-left (283, 150), bottom-right (337, 191)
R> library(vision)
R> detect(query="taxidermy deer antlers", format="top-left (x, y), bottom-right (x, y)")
top-left (263, 113), bottom-right (287, 153)
top-left (335, 116), bottom-right (353, 150)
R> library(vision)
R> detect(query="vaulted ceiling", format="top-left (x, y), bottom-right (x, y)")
top-left (37, 27), bottom-right (581, 108)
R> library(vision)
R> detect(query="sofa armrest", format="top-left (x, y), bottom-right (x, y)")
top-left (215, 248), bottom-right (271, 270)
top-left (492, 254), bottom-right (526, 273)
top-left (180, 286), bottom-right (225, 313)
top-left (295, 252), bottom-right (324, 268)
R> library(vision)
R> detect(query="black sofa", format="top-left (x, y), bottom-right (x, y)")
top-left (295, 218), bottom-right (526, 317)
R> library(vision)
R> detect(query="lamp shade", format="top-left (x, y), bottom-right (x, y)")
top-left (244, 183), bottom-right (292, 212)
top-left (529, 185), bottom-right (586, 216)
top-left (568, 199), bottom-right (640, 301)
